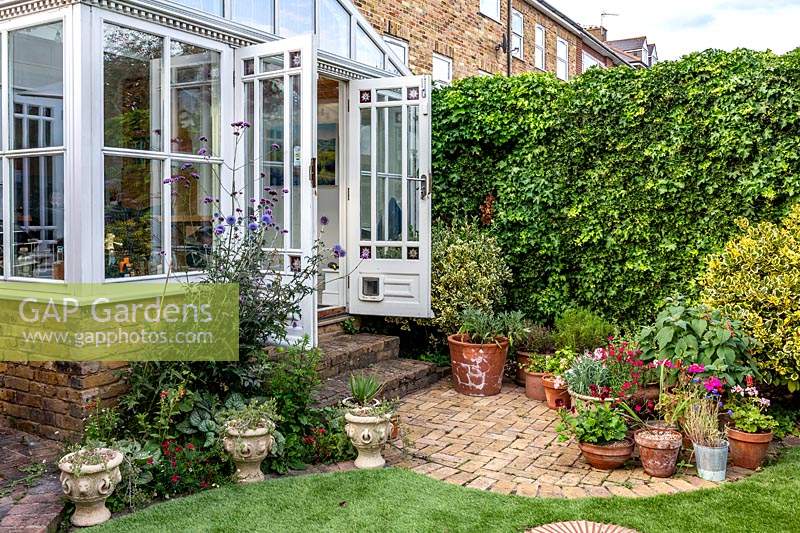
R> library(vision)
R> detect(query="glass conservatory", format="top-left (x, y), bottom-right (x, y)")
top-left (0, 0), bottom-right (432, 346)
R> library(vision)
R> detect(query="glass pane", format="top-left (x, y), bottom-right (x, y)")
top-left (407, 105), bottom-right (420, 242)
top-left (355, 27), bottom-right (383, 70)
top-left (10, 22), bottom-right (63, 150)
top-left (261, 77), bottom-right (285, 249)
top-left (11, 155), bottom-right (64, 279)
top-left (319, 0), bottom-right (350, 58)
top-left (232, 0), bottom-right (275, 33)
top-left (104, 156), bottom-right (163, 278)
top-left (243, 81), bottom-right (255, 216)
top-left (172, 0), bottom-right (222, 15)
top-left (171, 41), bottom-right (221, 156)
top-left (279, 0), bottom-right (314, 37)
top-left (377, 88), bottom-right (402, 102)
top-left (171, 160), bottom-right (217, 272)
top-left (103, 24), bottom-right (163, 151)
top-left (512, 12), bottom-right (523, 34)
top-left (377, 246), bottom-right (401, 259)
top-left (290, 75), bottom-right (301, 250)
top-left (377, 106), bottom-right (402, 242)
top-left (359, 108), bottom-right (371, 240)
top-left (260, 54), bottom-right (284, 73)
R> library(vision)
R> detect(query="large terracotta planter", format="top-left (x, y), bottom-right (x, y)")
top-left (727, 427), bottom-right (773, 470)
top-left (634, 428), bottom-right (682, 478)
top-left (223, 425), bottom-right (275, 483)
top-left (541, 375), bottom-right (571, 410)
top-left (578, 439), bottom-right (634, 470)
top-left (345, 410), bottom-right (392, 469)
top-left (515, 352), bottom-right (531, 386)
top-left (524, 370), bottom-right (547, 401)
top-left (448, 334), bottom-right (509, 396)
top-left (59, 448), bottom-right (124, 527)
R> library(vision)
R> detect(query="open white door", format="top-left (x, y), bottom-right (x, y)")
top-left (235, 35), bottom-right (318, 345)
top-left (347, 76), bottom-right (432, 318)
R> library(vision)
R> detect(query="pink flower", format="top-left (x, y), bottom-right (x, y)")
top-left (687, 363), bottom-right (705, 374)
top-left (704, 376), bottom-right (724, 394)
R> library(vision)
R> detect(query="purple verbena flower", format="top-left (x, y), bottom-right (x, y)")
top-left (214, 225), bottom-right (225, 236)
top-left (332, 244), bottom-right (346, 258)
top-left (261, 214), bottom-right (273, 225)
top-left (320, 215), bottom-right (329, 226)
top-left (225, 215), bottom-right (237, 226)
top-left (247, 222), bottom-right (259, 231)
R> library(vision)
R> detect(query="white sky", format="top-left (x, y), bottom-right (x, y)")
top-left (557, 0), bottom-right (800, 60)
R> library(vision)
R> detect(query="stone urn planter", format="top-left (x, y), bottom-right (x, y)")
top-left (693, 442), bottom-right (729, 482)
top-left (223, 425), bottom-right (275, 483)
top-left (727, 427), bottom-right (773, 470)
top-left (524, 369), bottom-right (547, 401)
top-left (58, 448), bottom-right (123, 527)
top-left (578, 438), bottom-right (634, 470)
top-left (448, 334), bottom-right (509, 397)
top-left (634, 428), bottom-right (682, 478)
top-left (542, 375), bottom-right (571, 410)
top-left (344, 405), bottom-right (393, 469)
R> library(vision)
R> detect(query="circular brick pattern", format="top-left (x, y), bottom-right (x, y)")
top-left (527, 521), bottom-right (638, 533)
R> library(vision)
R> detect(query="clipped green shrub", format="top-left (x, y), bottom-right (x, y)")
top-left (390, 221), bottom-right (511, 341)
top-left (553, 308), bottom-right (615, 352)
top-left (433, 49), bottom-right (800, 324)
top-left (700, 205), bottom-right (800, 390)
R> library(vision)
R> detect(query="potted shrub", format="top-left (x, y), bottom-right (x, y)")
top-left (726, 381), bottom-right (777, 470)
top-left (515, 324), bottom-right (555, 387)
top-left (58, 447), bottom-right (124, 527)
top-left (343, 374), bottom-right (396, 469)
top-left (448, 309), bottom-right (526, 396)
top-left (557, 402), bottom-right (634, 470)
top-left (541, 349), bottom-right (577, 409)
top-left (221, 398), bottom-right (279, 483)
top-left (684, 396), bottom-right (728, 482)
top-left (553, 308), bottom-right (615, 354)
top-left (564, 339), bottom-right (643, 406)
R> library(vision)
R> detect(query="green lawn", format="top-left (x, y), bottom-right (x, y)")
top-left (90, 448), bottom-right (800, 533)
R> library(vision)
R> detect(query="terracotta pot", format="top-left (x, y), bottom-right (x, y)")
top-left (541, 375), bottom-right (571, 410)
top-left (524, 370), bottom-right (547, 401)
top-left (448, 334), bottom-right (509, 396)
top-left (579, 439), bottom-right (634, 470)
top-left (634, 428), bottom-right (682, 478)
top-left (629, 383), bottom-right (660, 404)
top-left (515, 352), bottom-right (531, 385)
top-left (59, 448), bottom-right (124, 527)
top-left (390, 413), bottom-right (400, 440)
top-left (727, 427), bottom-right (773, 470)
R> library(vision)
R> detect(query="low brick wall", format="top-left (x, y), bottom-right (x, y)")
top-left (0, 361), bottom-right (129, 441)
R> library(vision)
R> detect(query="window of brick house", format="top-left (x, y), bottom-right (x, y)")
top-left (534, 25), bottom-right (545, 70)
top-left (383, 35), bottom-right (409, 66)
top-left (556, 37), bottom-right (568, 80)
top-left (582, 51), bottom-right (602, 73)
top-left (511, 10), bottom-right (524, 60)
top-left (479, 0), bottom-right (501, 22)
top-left (432, 53), bottom-right (452, 86)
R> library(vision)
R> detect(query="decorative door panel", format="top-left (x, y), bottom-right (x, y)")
top-left (347, 76), bottom-right (432, 318)
top-left (235, 35), bottom-right (318, 346)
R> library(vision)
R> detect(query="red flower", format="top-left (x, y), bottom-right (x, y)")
top-left (175, 446), bottom-right (183, 453)
top-left (160, 390), bottom-right (169, 400)
top-left (170, 474), bottom-right (180, 484)
top-left (170, 459), bottom-right (177, 468)
top-left (186, 443), bottom-right (195, 451)
top-left (303, 435), bottom-right (316, 445)
top-left (199, 481), bottom-right (209, 489)
top-left (746, 375), bottom-right (754, 387)
top-left (316, 428), bottom-right (326, 435)
top-left (635, 405), bottom-right (643, 412)
top-left (146, 457), bottom-right (154, 465)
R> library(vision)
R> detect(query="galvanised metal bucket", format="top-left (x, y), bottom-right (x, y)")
top-left (693, 442), bottom-right (729, 482)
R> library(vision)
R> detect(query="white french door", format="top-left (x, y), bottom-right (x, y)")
top-left (235, 35), bottom-right (319, 346)
top-left (347, 76), bottom-right (432, 318)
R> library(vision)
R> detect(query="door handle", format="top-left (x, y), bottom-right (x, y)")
top-left (310, 157), bottom-right (317, 189)
top-left (420, 173), bottom-right (431, 199)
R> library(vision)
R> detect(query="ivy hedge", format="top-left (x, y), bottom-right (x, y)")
top-left (432, 49), bottom-right (800, 325)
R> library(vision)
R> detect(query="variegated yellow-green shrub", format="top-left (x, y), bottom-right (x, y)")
top-left (700, 205), bottom-right (800, 391)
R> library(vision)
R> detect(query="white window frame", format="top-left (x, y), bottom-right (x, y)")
top-left (0, 9), bottom-right (72, 285)
top-left (479, 0), bottom-right (501, 22)
top-left (91, 8), bottom-right (234, 283)
top-left (534, 24), bottom-right (545, 71)
top-left (432, 53), bottom-right (453, 86)
top-left (383, 35), bottom-right (409, 67)
top-left (556, 37), bottom-right (569, 81)
top-left (511, 9), bottom-right (524, 60)
top-left (581, 51), bottom-right (603, 73)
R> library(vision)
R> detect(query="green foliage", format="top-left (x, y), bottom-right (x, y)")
top-left (638, 297), bottom-right (761, 386)
top-left (432, 49), bottom-right (800, 324)
top-left (219, 398), bottom-right (280, 432)
top-left (518, 323), bottom-right (555, 353)
top-left (542, 348), bottom-right (578, 376)
top-left (389, 221), bottom-right (511, 342)
top-left (348, 374), bottom-right (383, 406)
top-left (557, 402), bottom-right (629, 445)
top-left (341, 318), bottom-right (359, 335)
top-left (553, 309), bottom-right (615, 352)
top-left (457, 309), bottom-right (527, 346)
top-left (700, 205), bottom-right (800, 390)
top-left (729, 402), bottom-right (778, 434)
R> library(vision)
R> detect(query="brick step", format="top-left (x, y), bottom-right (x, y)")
top-left (317, 333), bottom-right (400, 378)
top-left (314, 358), bottom-right (449, 407)
top-left (318, 314), bottom-right (355, 340)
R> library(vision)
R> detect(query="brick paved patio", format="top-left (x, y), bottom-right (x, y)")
top-left (385, 381), bottom-right (760, 499)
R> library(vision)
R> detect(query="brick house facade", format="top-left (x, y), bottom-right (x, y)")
top-left (353, 0), bottom-right (628, 80)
